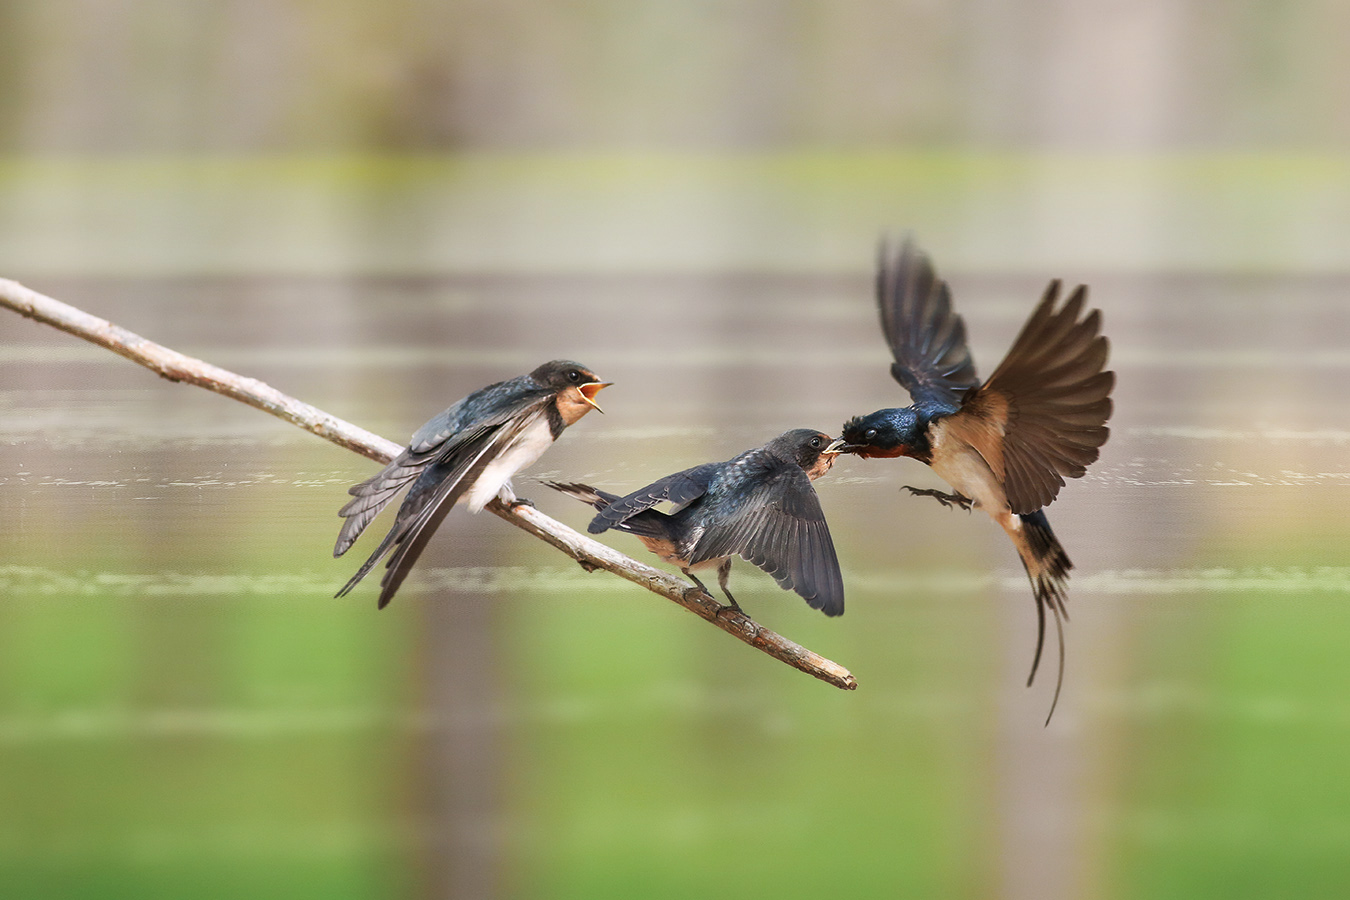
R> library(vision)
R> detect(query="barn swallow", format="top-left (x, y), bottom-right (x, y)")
top-left (547, 428), bottom-right (846, 617)
top-left (335, 359), bottom-right (610, 609)
top-left (839, 240), bottom-right (1114, 721)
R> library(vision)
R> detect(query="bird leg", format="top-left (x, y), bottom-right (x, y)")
top-left (901, 485), bottom-right (973, 511)
top-left (715, 558), bottom-right (747, 618)
top-left (681, 568), bottom-right (714, 601)
top-left (496, 481), bottom-right (535, 509)
top-left (682, 564), bottom-right (746, 619)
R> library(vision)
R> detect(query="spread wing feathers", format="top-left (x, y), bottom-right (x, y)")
top-left (335, 409), bottom-right (545, 607)
top-left (333, 384), bottom-right (551, 557)
top-left (953, 281), bottom-right (1115, 514)
top-left (586, 463), bottom-right (723, 535)
top-left (877, 238), bottom-right (981, 408)
top-left (687, 466), bottom-right (844, 616)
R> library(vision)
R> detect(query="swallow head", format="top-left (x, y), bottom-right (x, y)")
top-left (533, 359), bottom-right (613, 422)
top-left (770, 428), bottom-right (845, 480)
top-left (839, 407), bottom-right (930, 462)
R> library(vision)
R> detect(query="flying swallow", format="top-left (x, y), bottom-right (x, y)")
top-left (335, 359), bottom-right (610, 609)
top-left (839, 240), bottom-right (1114, 721)
top-left (547, 428), bottom-right (847, 617)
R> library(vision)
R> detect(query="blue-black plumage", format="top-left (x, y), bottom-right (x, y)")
top-left (548, 428), bottom-right (846, 618)
top-left (839, 239), bottom-right (1114, 722)
top-left (334, 359), bottom-right (610, 609)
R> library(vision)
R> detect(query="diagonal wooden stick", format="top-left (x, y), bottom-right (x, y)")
top-left (1, 277), bottom-right (857, 691)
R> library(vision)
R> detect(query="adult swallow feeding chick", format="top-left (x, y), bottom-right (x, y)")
top-left (335, 359), bottom-right (610, 609)
top-left (839, 240), bottom-right (1114, 721)
top-left (547, 428), bottom-right (846, 617)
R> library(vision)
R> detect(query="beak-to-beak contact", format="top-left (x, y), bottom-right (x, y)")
top-left (579, 381), bottom-right (612, 413)
top-left (824, 438), bottom-right (849, 456)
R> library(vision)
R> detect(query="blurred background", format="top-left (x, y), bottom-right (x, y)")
top-left (1, 1), bottom-right (1348, 898)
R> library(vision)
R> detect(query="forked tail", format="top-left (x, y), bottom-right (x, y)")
top-left (1014, 509), bottom-right (1073, 724)
top-left (542, 481), bottom-right (673, 542)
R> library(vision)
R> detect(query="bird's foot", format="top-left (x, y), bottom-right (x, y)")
top-left (507, 496), bottom-right (536, 510)
top-left (902, 485), bottom-right (973, 511)
top-left (682, 585), bottom-right (713, 605)
top-left (714, 598), bottom-right (748, 621)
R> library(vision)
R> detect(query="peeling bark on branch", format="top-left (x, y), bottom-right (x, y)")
top-left (1, 277), bottom-right (858, 691)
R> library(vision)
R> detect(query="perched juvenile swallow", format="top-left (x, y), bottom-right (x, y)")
top-left (547, 428), bottom-right (847, 617)
top-left (335, 359), bottom-right (610, 609)
top-left (839, 240), bottom-right (1114, 721)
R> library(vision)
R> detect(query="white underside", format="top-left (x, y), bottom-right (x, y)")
top-left (928, 420), bottom-right (1042, 569)
top-left (464, 416), bottom-right (555, 513)
top-left (928, 421), bottom-right (1011, 521)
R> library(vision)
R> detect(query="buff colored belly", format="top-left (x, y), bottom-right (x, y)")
top-left (927, 422), bottom-right (1008, 514)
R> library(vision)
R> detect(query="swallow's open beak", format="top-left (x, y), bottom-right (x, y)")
top-left (824, 438), bottom-right (849, 456)
top-left (578, 381), bottom-right (612, 413)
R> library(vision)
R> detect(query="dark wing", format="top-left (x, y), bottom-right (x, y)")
top-left (943, 281), bottom-right (1114, 514)
top-left (877, 238), bottom-right (981, 408)
top-left (334, 377), bottom-right (550, 556)
top-left (586, 462), bottom-right (723, 534)
top-left (335, 404), bottom-right (550, 608)
top-left (687, 462), bottom-right (844, 616)
top-left (334, 454), bottom-right (430, 557)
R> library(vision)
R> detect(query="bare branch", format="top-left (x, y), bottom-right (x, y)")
top-left (1, 277), bottom-right (858, 691)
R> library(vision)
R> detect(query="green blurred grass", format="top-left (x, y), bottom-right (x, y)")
top-left (1110, 534), bottom-right (1350, 900)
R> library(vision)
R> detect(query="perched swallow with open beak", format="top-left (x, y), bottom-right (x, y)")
top-left (335, 359), bottom-right (610, 609)
top-left (547, 428), bottom-right (846, 617)
top-left (839, 240), bottom-right (1114, 721)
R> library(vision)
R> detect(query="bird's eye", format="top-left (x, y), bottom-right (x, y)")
top-left (568, 370), bottom-right (581, 383)
top-left (809, 436), bottom-right (822, 448)
top-left (865, 428), bottom-right (877, 441)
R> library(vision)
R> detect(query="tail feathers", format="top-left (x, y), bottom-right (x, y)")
top-left (543, 480), bottom-right (673, 541)
top-left (1016, 509), bottom-right (1073, 725)
top-left (543, 480), bottom-right (623, 510)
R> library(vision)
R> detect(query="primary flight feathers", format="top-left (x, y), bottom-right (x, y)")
top-left (334, 359), bottom-right (609, 609)
top-left (548, 429), bottom-right (846, 617)
top-left (330, 238), bottom-right (1116, 724)
top-left (841, 238), bottom-right (1114, 722)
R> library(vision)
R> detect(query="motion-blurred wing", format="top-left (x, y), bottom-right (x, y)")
top-left (944, 281), bottom-right (1114, 514)
top-left (877, 238), bottom-right (980, 408)
top-left (688, 463), bottom-right (844, 616)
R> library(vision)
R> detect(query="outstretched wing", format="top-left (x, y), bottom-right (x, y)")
top-left (877, 238), bottom-right (980, 408)
top-left (942, 281), bottom-right (1114, 514)
top-left (586, 462), bottom-right (723, 534)
top-left (688, 462), bottom-right (844, 616)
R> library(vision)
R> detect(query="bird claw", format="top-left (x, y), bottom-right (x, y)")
top-left (507, 496), bottom-right (536, 510)
top-left (714, 599), bottom-right (747, 621)
top-left (902, 485), bottom-right (973, 511)
top-left (682, 585), bottom-right (712, 604)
